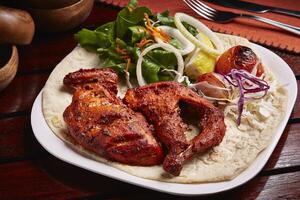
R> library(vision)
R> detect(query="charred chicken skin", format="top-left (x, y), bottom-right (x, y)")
top-left (63, 68), bottom-right (164, 166)
top-left (124, 82), bottom-right (226, 176)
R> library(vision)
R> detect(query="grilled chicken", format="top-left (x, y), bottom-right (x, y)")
top-left (124, 81), bottom-right (226, 176)
top-left (63, 68), bottom-right (164, 166)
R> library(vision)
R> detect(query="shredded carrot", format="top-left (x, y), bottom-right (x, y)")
top-left (137, 38), bottom-right (153, 49)
top-left (116, 46), bottom-right (128, 55)
top-left (115, 45), bottom-right (132, 65)
top-left (125, 58), bottom-right (131, 72)
top-left (144, 13), bottom-right (171, 43)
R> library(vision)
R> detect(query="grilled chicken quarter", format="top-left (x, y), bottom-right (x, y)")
top-left (63, 68), bottom-right (164, 166)
top-left (124, 81), bottom-right (226, 176)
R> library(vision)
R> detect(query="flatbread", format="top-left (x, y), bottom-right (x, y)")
top-left (42, 33), bottom-right (287, 183)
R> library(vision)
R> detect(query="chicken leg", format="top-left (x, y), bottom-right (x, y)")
top-left (124, 81), bottom-right (226, 175)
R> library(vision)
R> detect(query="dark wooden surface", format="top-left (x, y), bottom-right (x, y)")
top-left (0, 2), bottom-right (300, 200)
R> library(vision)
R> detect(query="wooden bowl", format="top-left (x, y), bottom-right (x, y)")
top-left (0, 44), bottom-right (18, 91)
top-left (25, 0), bottom-right (80, 9)
top-left (29, 0), bottom-right (93, 32)
top-left (0, 6), bottom-right (35, 45)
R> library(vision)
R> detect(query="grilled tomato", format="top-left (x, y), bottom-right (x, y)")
top-left (215, 45), bottom-right (264, 76)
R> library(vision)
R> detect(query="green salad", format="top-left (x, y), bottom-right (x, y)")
top-left (74, 0), bottom-right (203, 84)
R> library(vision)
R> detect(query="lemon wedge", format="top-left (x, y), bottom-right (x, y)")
top-left (184, 33), bottom-right (216, 80)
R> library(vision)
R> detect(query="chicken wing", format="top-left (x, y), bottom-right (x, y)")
top-left (124, 81), bottom-right (226, 176)
top-left (63, 68), bottom-right (164, 166)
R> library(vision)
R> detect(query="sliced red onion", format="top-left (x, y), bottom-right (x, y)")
top-left (223, 69), bottom-right (270, 125)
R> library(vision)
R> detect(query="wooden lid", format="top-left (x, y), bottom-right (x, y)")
top-left (0, 6), bottom-right (35, 45)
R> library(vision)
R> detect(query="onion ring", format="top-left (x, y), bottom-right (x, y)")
top-left (155, 26), bottom-right (195, 55)
top-left (174, 13), bottom-right (223, 56)
top-left (136, 43), bottom-right (184, 86)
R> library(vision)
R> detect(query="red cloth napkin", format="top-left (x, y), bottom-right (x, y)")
top-left (99, 0), bottom-right (300, 53)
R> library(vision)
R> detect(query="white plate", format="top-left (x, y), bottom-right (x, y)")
top-left (31, 44), bottom-right (297, 196)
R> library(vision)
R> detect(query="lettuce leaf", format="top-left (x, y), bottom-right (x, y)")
top-left (97, 46), bottom-right (123, 62)
top-left (74, 22), bottom-right (115, 52)
top-left (102, 58), bottom-right (126, 73)
top-left (142, 58), bottom-right (160, 83)
top-left (129, 26), bottom-right (150, 43)
top-left (156, 10), bottom-right (175, 26)
top-left (95, 21), bottom-right (115, 44)
top-left (155, 10), bottom-right (198, 36)
top-left (141, 49), bottom-right (178, 83)
top-left (169, 38), bottom-right (182, 49)
top-left (116, 6), bottom-right (151, 39)
top-left (128, 0), bottom-right (138, 8)
top-left (146, 49), bottom-right (177, 69)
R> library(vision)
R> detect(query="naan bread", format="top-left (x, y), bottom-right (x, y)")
top-left (42, 33), bottom-right (287, 183)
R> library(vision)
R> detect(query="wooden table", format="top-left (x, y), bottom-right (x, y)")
top-left (1, 2), bottom-right (300, 199)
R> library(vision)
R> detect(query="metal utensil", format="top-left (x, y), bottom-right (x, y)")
top-left (183, 0), bottom-right (300, 36)
top-left (207, 0), bottom-right (300, 18)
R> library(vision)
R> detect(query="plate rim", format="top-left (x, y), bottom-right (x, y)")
top-left (31, 43), bottom-right (298, 196)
